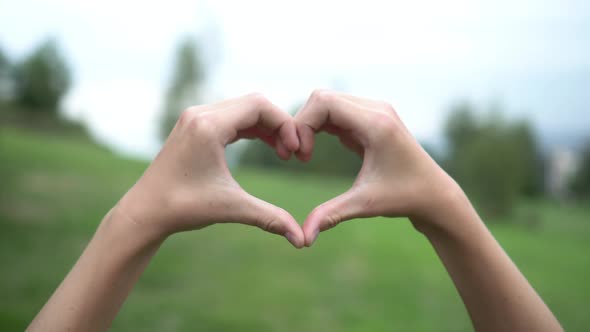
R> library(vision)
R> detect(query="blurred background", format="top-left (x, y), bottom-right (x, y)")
top-left (1, 0), bottom-right (589, 331)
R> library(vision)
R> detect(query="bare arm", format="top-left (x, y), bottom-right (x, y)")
top-left (27, 209), bottom-right (163, 331)
top-left (27, 94), bottom-right (305, 332)
top-left (294, 89), bottom-right (563, 332)
top-left (415, 184), bottom-right (561, 331)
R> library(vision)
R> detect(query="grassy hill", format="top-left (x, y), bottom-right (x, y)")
top-left (1, 127), bottom-right (589, 331)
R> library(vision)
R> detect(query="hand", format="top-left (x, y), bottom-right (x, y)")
top-left (294, 90), bottom-right (463, 246)
top-left (117, 94), bottom-right (305, 248)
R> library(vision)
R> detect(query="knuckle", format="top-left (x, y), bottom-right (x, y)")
top-left (324, 213), bottom-right (340, 231)
top-left (312, 202), bottom-right (341, 231)
top-left (381, 102), bottom-right (402, 122)
top-left (309, 89), bottom-right (333, 104)
top-left (187, 113), bottom-right (216, 138)
top-left (369, 112), bottom-right (397, 137)
top-left (260, 217), bottom-right (278, 233)
top-left (379, 101), bottom-right (396, 115)
top-left (178, 108), bottom-right (195, 125)
top-left (247, 92), bottom-right (270, 109)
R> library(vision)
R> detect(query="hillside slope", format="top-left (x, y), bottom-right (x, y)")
top-left (1, 128), bottom-right (588, 331)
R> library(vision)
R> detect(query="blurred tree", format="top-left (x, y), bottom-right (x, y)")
top-left (0, 46), bottom-right (8, 72)
top-left (240, 104), bottom-right (362, 177)
top-left (16, 38), bottom-right (71, 113)
top-left (0, 45), bottom-right (13, 103)
top-left (444, 101), bottom-right (479, 159)
top-left (512, 121), bottom-right (545, 196)
top-left (570, 140), bottom-right (590, 198)
top-left (452, 115), bottom-right (522, 217)
top-left (160, 37), bottom-right (205, 140)
top-left (444, 103), bottom-right (542, 218)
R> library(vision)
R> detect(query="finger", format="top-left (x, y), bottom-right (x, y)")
top-left (320, 123), bottom-right (343, 135)
top-left (296, 90), bottom-right (370, 133)
top-left (295, 90), bottom-right (370, 159)
top-left (240, 193), bottom-right (305, 248)
top-left (236, 127), bottom-right (291, 160)
top-left (216, 94), bottom-right (299, 152)
top-left (339, 135), bottom-right (363, 156)
top-left (302, 188), bottom-right (370, 247)
top-left (337, 93), bottom-right (387, 110)
top-left (275, 138), bottom-right (291, 160)
top-left (295, 123), bottom-right (314, 161)
top-left (321, 124), bottom-right (363, 156)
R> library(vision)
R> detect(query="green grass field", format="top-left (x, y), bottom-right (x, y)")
top-left (1, 127), bottom-right (589, 331)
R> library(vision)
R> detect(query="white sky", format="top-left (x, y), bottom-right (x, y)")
top-left (1, 0), bottom-right (589, 158)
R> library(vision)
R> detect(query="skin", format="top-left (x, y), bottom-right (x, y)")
top-left (294, 90), bottom-right (563, 332)
top-left (27, 91), bottom-right (562, 332)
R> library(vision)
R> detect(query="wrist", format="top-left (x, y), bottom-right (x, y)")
top-left (115, 177), bottom-right (181, 237)
top-left (108, 199), bottom-right (170, 248)
top-left (410, 174), bottom-right (480, 241)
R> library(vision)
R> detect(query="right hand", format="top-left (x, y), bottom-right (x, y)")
top-left (294, 90), bottom-right (465, 246)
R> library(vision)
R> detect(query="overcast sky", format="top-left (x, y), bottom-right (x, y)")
top-left (1, 0), bottom-right (588, 158)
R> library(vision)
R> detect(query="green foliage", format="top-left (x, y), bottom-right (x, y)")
top-left (0, 46), bottom-right (8, 72)
top-left (444, 101), bottom-right (479, 154)
top-left (15, 38), bottom-right (71, 113)
top-left (160, 37), bottom-right (204, 140)
top-left (0, 45), bottom-right (15, 104)
top-left (451, 122), bottom-right (522, 217)
top-left (444, 103), bottom-right (543, 218)
top-left (512, 121), bottom-right (545, 196)
top-left (1, 128), bottom-right (589, 331)
top-left (571, 140), bottom-right (590, 198)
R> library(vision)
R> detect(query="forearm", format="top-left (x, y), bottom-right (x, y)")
top-left (27, 206), bottom-right (165, 332)
top-left (414, 189), bottom-right (562, 332)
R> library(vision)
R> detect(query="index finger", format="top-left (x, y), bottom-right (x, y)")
top-left (294, 90), bottom-right (371, 160)
top-left (213, 93), bottom-right (299, 152)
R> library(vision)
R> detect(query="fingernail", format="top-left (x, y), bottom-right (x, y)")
top-left (307, 229), bottom-right (319, 247)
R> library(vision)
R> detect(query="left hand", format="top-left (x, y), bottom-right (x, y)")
top-left (116, 93), bottom-right (305, 248)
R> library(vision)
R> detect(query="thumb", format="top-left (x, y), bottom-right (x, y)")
top-left (303, 188), bottom-right (368, 247)
top-left (240, 193), bottom-right (305, 249)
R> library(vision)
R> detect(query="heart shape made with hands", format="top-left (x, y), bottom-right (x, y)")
top-left (226, 90), bottom-right (435, 249)
top-left (123, 90), bottom-right (440, 251)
